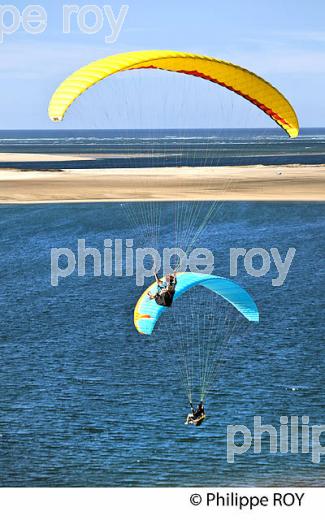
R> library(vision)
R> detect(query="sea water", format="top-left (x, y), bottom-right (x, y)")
top-left (0, 201), bottom-right (324, 486)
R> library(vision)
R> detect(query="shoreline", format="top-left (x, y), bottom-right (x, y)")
top-left (0, 162), bottom-right (324, 203)
top-left (0, 153), bottom-right (92, 163)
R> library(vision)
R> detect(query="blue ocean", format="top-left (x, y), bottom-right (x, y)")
top-left (0, 127), bottom-right (325, 169)
top-left (0, 200), bottom-right (324, 486)
top-left (0, 129), bottom-right (324, 486)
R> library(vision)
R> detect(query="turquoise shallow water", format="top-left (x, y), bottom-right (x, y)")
top-left (0, 202), bottom-right (324, 486)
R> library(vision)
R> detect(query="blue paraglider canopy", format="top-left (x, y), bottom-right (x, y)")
top-left (134, 272), bottom-right (259, 335)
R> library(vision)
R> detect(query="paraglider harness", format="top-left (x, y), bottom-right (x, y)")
top-left (155, 277), bottom-right (177, 308)
top-left (186, 401), bottom-right (206, 426)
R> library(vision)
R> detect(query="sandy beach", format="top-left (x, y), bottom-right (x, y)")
top-left (0, 153), bottom-right (92, 163)
top-left (0, 160), bottom-right (324, 203)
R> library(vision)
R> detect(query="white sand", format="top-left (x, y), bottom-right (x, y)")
top-left (0, 164), bottom-right (324, 203)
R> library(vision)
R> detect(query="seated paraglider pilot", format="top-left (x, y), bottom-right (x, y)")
top-left (186, 401), bottom-right (205, 424)
top-left (148, 272), bottom-right (177, 308)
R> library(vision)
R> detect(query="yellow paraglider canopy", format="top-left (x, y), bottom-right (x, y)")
top-left (48, 50), bottom-right (299, 137)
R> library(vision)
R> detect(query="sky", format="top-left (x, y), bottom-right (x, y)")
top-left (1, 0), bottom-right (325, 129)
